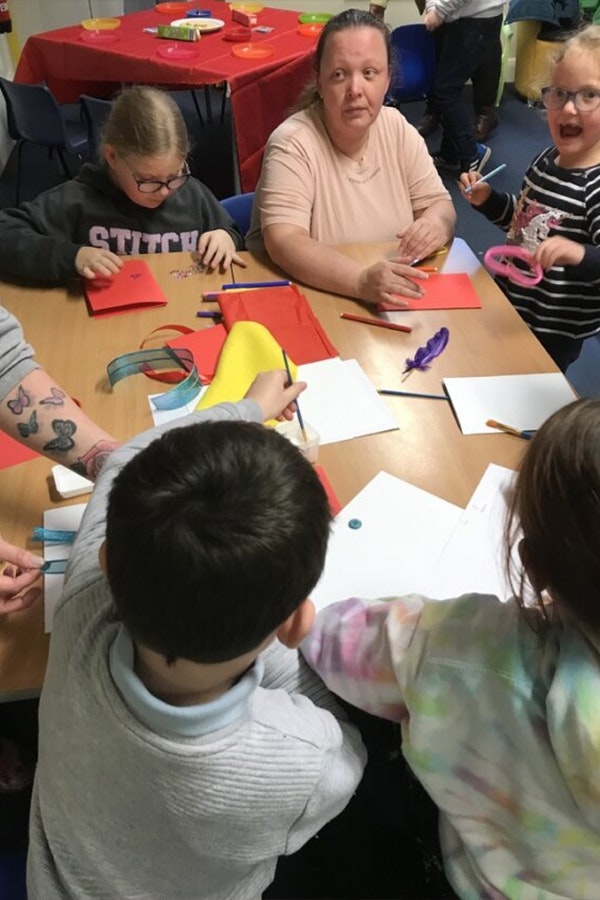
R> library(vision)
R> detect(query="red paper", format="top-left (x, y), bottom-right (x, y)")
top-left (166, 325), bottom-right (227, 383)
top-left (314, 465), bottom-right (341, 516)
top-left (378, 273), bottom-right (482, 311)
top-left (0, 431), bottom-right (38, 471)
top-left (84, 260), bottom-right (168, 318)
top-left (217, 286), bottom-right (338, 364)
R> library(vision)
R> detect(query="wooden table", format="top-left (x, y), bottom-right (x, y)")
top-left (0, 242), bottom-right (556, 699)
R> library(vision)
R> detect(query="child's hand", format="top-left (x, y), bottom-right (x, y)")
top-left (75, 247), bottom-right (123, 280)
top-left (197, 229), bottom-right (248, 272)
top-left (0, 534), bottom-right (44, 614)
top-left (458, 172), bottom-right (491, 207)
top-left (244, 370), bottom-right (307, 422)
top-left (534, 235), bottom-right (585, 269)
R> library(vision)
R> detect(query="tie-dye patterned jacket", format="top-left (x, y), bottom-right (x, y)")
top-left (301, 593), bottom-right (600, 899)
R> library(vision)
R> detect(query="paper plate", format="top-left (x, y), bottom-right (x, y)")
top-left (231, 3), bottom-right (264, 12)
top-left (297, 22), bottom-right (323, 37)
top-left (80, 29), bottom-right (121, 44)
top-left (298, 12), bottom-right (331, 24)
top-left (170, 16), bottom-right (225, 32)
top-left (155, 2), bottom-right (192, 14)
top-left (80, 17), bottom-right (121, 30)
top-left (231, 42), bottom-right (274, 58)
top-left (156, 43), bottom-right (200, 59)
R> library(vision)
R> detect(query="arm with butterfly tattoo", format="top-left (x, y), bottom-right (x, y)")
top-left (0, 305), bottom-right (120, 612)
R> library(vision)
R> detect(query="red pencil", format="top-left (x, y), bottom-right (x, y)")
top-left (340, 313), bottom-right (412, 334)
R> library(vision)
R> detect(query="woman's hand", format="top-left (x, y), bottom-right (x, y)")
top-left (358, 258), bottom-right (427, 307)
top-left (75, 247), bottom-right (123, 280)
top-left (534, 235), bottom-right (585, 269)
top-left (197, 230), bottom-right (248, 272)
top-left (396, 218), bottom-right (447, 265)
top-left (0, 535), bottom-right (44, 615)
top-left (244, 370), bottom-right (307, 422)
top-left (458, 172), bottom-right (492, 207)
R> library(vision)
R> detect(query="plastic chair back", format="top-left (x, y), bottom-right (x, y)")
top-left (221, 192), bottom-right (254, 235)
top-left (0, 77), bottom-right (85, 153)
top-left (387, 24), bottom-right (436, 104)
top-left (80, 95), bottom-right (112, 159)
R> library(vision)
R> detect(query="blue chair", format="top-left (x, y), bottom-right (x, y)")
top-left (79, 95), bottom-right (112, 161)
top-left (387, 24), bottom-right (436, 105)
top-left (220, 192), bottom-right (254, 235)
top-left (0, 76), bottom-right (89, 204)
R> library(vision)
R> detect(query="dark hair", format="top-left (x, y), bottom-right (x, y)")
top-left (101, 85), bottom-right (190, 158)
top-left (295, 8), bottom-right (392, 110)
top-left (505, 398), bottom-right (600, 633)
top-left (106, 420), bottom-right (331, 664)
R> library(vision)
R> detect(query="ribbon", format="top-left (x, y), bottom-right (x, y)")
top-left (106, 347), bottom-right (202, 410)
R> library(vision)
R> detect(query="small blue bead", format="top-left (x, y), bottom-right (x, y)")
top-left (348, 518), bottom-right (362, 530)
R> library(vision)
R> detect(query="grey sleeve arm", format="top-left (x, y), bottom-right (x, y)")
top-left (0, 305), bottom-right (39, 402)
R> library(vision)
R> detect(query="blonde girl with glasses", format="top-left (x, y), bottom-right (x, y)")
top-left (459, 24), bottom-right (600, 372)
top-left (0, 86), bottom-right (245, 284)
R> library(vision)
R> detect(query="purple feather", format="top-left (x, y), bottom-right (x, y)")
top-left (403, 327), bottom-right (449, 374)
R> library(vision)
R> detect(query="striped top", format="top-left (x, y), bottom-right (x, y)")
top-left (478, 146), bottom-right (600, 340)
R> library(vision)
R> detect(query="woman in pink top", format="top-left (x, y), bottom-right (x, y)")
top-left (247, 9), bottom-right (456, 308)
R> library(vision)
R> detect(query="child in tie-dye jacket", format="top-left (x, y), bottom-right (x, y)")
top-left (302, 398), bottom-right (600, 900)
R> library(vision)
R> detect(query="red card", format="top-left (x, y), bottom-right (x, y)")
top-left (378, 273), bottom-right (482, 311)
top-left (216, 286), bottom-right (338, 364)
top-left (314, 464), bottom-right (341, 516)
top-left (84, 260), bottom-right (168, 318)
top-left (0, 430), bottom-right (38, 471)
top-left (166, 325), bottom-right (227, 383)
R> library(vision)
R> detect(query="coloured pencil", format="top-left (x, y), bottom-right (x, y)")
top-left (464, 163), bottom-right (507, 194)
top-left (221, 280), bottom-right (291, 290)
top-left (281, 349), bottom-right (308, 442)
top-left (486, 418), bottom-right (534, 440)
top-left (340, 313), bottom-right (412, 334)
top-left (378, 389), bottom-right (449, 401)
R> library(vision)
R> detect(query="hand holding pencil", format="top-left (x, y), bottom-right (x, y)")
top-left (459, 163), bottom-right (506, 207)
top-left (244, 371), bottom-right (306, 423)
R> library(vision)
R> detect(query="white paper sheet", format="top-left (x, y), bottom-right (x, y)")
top-left (149, 388), bottom-right (205, 426)
top-left (310, 472), bottom-right (463, 612)
top-left (443, 372), bottom-right (577, 435)
top-left (149, 359), bottom-right (397, 444)
top-left (297, 358), bottom-right (398, 444)
top-left (43, 503), bottom-right (86, 633)
top-left (423, 464), bottom-right (522, 601)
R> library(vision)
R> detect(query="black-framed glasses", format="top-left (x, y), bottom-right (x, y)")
top-left (124, 158), bottom-right (191, 194)
top-left (540, 86), bottom-right (600, 113)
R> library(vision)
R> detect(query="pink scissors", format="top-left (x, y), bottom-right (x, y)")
top-left (483, 245), bottom-right (543, 287)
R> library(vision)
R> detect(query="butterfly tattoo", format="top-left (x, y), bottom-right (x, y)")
top-left (40, 387), bottom-right (66, 407)
top-left (7, 385), bottom-right (31, 415)
top-left (17, 410), bottom-right (39, 438)
top-left (43, 419), bottom-right (77, 454)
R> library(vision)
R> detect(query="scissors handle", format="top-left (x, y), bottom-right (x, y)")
top-left (483, 245), bottom-right (543, 287)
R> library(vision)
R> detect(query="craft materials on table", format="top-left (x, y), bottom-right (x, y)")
top-left (402, 327), bottom-right (449, 378)
top-left (311, 463), bottom-right (521, 613)
top-left (378, 389), bottom-right (449, 401)
top-left (42, 503), bottom-right (86, 632)
top-left (486, 419), bottom-right (535, 440)
top-left (106, 346), bottom-right (201, 410)
top-left (84, 260), bottom-right (167, 317)
top-left (340, 313), bottom-right (412, 334)
top-left (442, 372), bottom-right (577, 436)
top-left (378, 273), bottom-right (481, 311)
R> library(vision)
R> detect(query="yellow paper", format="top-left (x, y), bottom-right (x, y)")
top-left (196, 321), bottom-right (297, 422)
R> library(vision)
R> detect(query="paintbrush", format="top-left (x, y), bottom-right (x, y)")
top-left (486, 419), bottom-right (535, 440)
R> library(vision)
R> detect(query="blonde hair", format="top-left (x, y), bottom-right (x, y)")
top-left (101, 86), bottom-right (190, 158)
top-left (537, 23), bottom-right (600, 89)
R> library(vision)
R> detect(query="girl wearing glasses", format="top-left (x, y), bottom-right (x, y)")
top-left (460, 25), bottom-right (600, 372)
top-left (0, 86), bottom-right (245, 284)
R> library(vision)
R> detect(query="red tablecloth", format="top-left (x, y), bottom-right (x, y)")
top-left (14, 3), bottom-right (317, 190)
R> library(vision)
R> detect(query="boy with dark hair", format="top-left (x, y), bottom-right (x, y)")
top-left (27, 371), bottom-right (366, 900)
